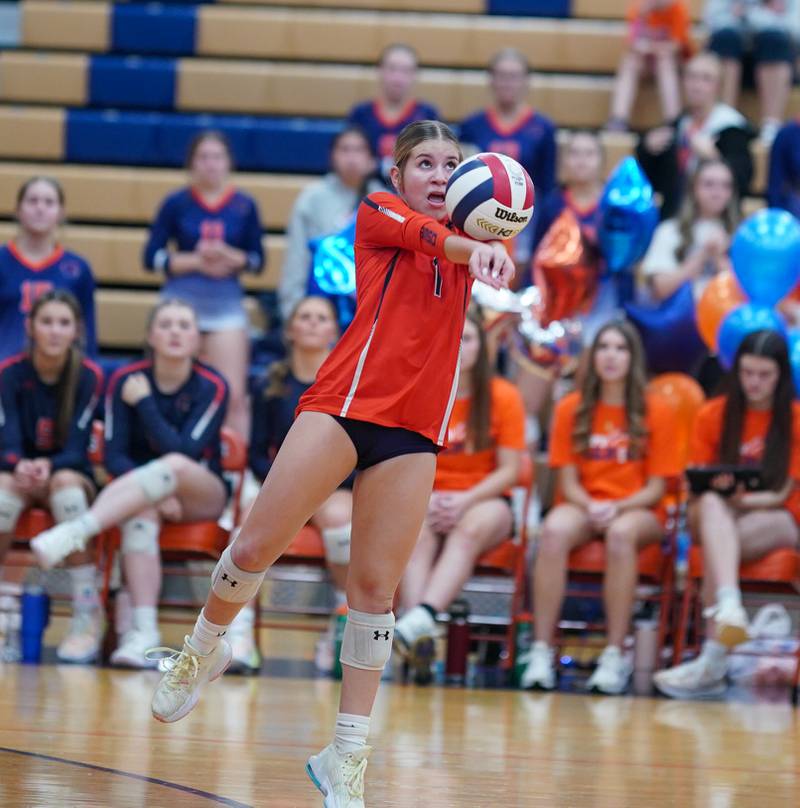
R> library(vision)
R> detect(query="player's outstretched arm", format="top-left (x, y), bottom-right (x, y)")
top-left (444, 236), bottom-right (515, 290)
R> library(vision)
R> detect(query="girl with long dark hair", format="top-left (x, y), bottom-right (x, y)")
top-left (655, 329), bottom-right (800, 699)
top-left (521, 320), bottom-right (681, 694)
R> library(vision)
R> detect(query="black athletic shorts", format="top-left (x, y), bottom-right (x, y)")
top-left (332, 415), bottom-right (441, 471)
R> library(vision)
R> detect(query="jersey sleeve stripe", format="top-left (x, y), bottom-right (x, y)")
top-left (362, 196), bottom-right (406, 224)
top-left (104, 359), bottom-right (151, 440)
top-left (189, 364), bottom-right (227, 442)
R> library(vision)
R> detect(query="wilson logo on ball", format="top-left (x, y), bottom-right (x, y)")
top-left (446, 152), bottom-right (534, 242)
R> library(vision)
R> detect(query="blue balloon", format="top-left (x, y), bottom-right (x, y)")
top-left (788, 329), bottom-right (800, 397)
top-left (310, 216), bottom-right (357, 296)
top-left (730, 208), bottom-right (800, 307)
top-left (598, 157), bottom-right (659, 274)
top-left (717, 304), bottom-right (787, 370)
top-left (625, 282), bottom-right (705, 374)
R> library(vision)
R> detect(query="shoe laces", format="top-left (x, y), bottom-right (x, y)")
top-left (145, 646), bottom-right (200, 688)
top-left (342, 753), bottom-right (368, 799)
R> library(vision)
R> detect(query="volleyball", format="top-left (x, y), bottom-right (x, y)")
top-left (445, 152), bottom-right (534, 241)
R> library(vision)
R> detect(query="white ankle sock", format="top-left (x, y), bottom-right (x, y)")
top-left (334, 712), bottom-right (370, 755)
top-left (73, 512), bottom-right (101, 541)
top-left (68, 564), bottom-right (100, 611)
top-left (716, 586), bottom-right (742, 607)
top-left (133, 606), bottom-right (158, 634)
top-left (701, 639), bottom-right (727, 665)
top-left (189, 609), bottom-right (229, 655)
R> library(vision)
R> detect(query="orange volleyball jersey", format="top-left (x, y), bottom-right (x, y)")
top-left (549, 391), bottom-right (682, 500)
top-left (434, 377), bottom-right (526, 491)
top-left (297, 193), bottom-right (472, 445)
top-left (691, 396), bottom-right (800, 522)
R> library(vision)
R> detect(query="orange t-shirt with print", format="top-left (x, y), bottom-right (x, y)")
top-left (549, 391), bottom-right (682, 505)
top-left (434, 377), bottom-right (526, 492)
top-left (691, 396), bottom-right (800, 523)
top-left (627, 1), bottom-right (691, 52)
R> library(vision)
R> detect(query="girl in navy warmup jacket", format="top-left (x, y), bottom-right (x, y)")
top-left (30, 299), bottom-right (230, 669)
top-left (0, 290), bottom-right (104, 663)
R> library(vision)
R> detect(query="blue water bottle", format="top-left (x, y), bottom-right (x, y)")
top-left (21, 584), bottom-right (50, 664)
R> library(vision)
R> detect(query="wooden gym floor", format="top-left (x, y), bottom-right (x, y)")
top-left (2, 625), bottom-right (799, 808)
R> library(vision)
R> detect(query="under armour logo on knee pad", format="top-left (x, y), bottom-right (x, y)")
top-left (221, 573), bottom-right (238, 588)
top-left (373, 630), bottom-right (390, 641)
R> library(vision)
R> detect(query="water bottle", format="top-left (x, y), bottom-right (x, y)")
top-left (512, 612), bottom-right (534, 687)
top-left (21, 584), bottom-right (50, 664)
top-left (331, 604), bottom-right (348, 680)
top-left (633, 619), bottom-right (658, 696)
top-left (445, 599), bottom-right (470, 686)
top-left (0, 596), bottom-right (22, 662)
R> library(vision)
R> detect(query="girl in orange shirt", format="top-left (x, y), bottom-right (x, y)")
top-left (521, 320), bottom-right (681, 694)
top-left (655, 329), bottom-right (800, 700)
top-left (395, 308), bottom-right (526, 670)
top-left (143, 120), bottom-right (515, 806)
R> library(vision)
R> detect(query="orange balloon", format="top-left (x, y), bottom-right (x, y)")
top-left (648, 373), bottom-right (705, 464)
top-left (696, 271), bottom-right (746, 351)
top-left (532, 209), bottom-right (599, 326)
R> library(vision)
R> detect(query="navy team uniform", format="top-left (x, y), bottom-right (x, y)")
top-left (0, 243), bottom-right (98, 361)
top-left (104, 359), bottom-right (228, 481)
top-left (0, 354), bottom-right (103, 478)
top-left (143, 188), bottom-right (265, 332)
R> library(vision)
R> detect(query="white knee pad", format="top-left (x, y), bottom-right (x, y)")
top-left (322, 523), bottom-right (351, 565)
top-left (132, 459), bottom-right (177, 504)
top-left (120, 518), bottom-right (160, 555)
top-left (49, 486), bottom-right (88, 524)
top-left (210, 545), bottom-right (266, 603)
top-left (340, 609), bottom-right (395, 671)
top-left (0, 489), bottom-right (23, 533)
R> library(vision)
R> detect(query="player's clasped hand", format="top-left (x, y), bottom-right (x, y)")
top-left (468, 241), bottom-right (515, 291)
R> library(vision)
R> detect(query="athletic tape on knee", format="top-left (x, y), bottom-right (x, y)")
top-left (322, 523), bottom-right (352, 565)
top-left (0, 489), bottom-right (23, 533)
top-left (49, 486), bottom-right (88, 524)
top-left (340, 609), bottom-right (395, 671)
top-left (210, 545), bottom-right (266, 603)
top-left (120, 517), bottom-right (160, 555)
top-left (133, 459), bottom-right (177, 504)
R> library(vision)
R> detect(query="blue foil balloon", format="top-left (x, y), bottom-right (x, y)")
top-left (717, 304), bottom-right (787, 370)
top-left (598, 157), bottom-right (659, 274)
top-left (625, 282), bottom-right (705, 374)
top-left (730, 208), bottom-right (800, 307)
top-left (788, 329), bottom-right (800, 397)
top-left (310, 216), bottom-right (356, 296)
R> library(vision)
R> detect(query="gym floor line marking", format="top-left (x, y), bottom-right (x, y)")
top-left (0, 746), bottom-right (253, 808)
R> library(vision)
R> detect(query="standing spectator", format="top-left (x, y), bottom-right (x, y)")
top-left (607, 0), bottom-right (692, 132)
top-left (519, 321), bottom-right (681, 694)
top-left (460, 48), bottom-right (558, 266)
top-left (278, 126), bottom-right (381, 322)
top-left (637, 52), bottom-right (753, 219)
top-left (143, 131), bottom-right (264, 440)
top-left (705, 0), bottom-right (799, 145)
top-left (0, 178), bottom-right (97, 360)
top-left (0, 291), bottom-right (104, 663)
top-left (29, 300), bottom-right (230, 669)
top-left (348, 44), bottom-right (439, 181)
top-left (766, 117), bottom-right (800, 217)
top-left (395, 310), bottom-right (525, 668)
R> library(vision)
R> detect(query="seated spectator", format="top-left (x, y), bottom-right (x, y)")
top-left (143, 131), bottom-right (265, 439)
top-left (704, 0), bottom-right (799, 145)
top-left (637, 52), bottom-right (753, 219)
top-left (607, 0), bottom-right (691, 132)
top-left (460, 48), bottom-right (557, 268)
top-left (245, 296), bottom-right (352, 674)
top-left (0, 177), bottom-right (97, 360)
top-left (278, 127), bottom-right (381, 322)
top-left (655, 330), bottom-right (800, 699)
top-left (29, 299), bottom-right (230, 669)
top-left (520, 320), bottom-right (681, 695)
top-left (0, 291), bottom-right (104, 663)
top-left (395, 310), bottom-right (525, 666)
top-left (642, 158), bottom-right (739, 302)
top-left (347, 44), bottom-right (439, 182)
top-left (766, 117), bottom-right (800, 218)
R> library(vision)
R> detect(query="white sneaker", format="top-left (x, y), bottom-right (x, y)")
top-left (705, 600), bottom-right (749, 649)
top-left (110, 628), bottom-right (161, 669)
top-left (150, 636), bottom-right (232, 723)
top-left (306, 743), bottom-right (370, 808)
top-left (30, 522), bottom-right (88, 569)
top-left (393, 606), bottom-right (437, 654)
top-left (586, 646), bottom-right (632, 695)
top-left (519, 641), bottom-right (556, 691)
top-left (57, 609), bottom-right (105, 664)
top-left (227, 612), bottom-right (261, 675)
top-left (653, 655), bottom-right (728, 700)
